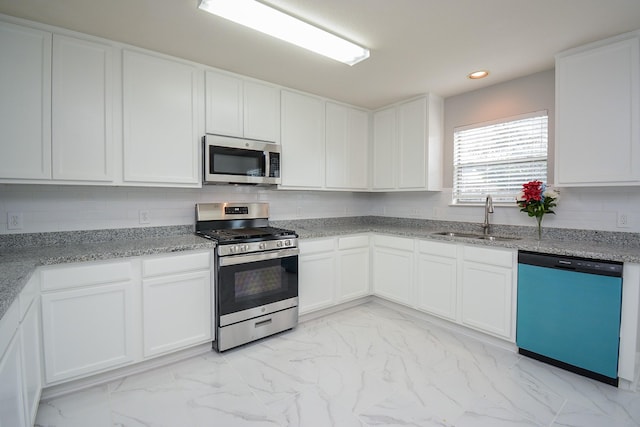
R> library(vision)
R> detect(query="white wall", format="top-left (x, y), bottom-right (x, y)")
top-left (2, 69), bottom-right (639, 235)
top-left (0, 184), bottom-right (372, 234)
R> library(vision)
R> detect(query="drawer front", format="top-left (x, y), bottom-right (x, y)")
top-left (19, 272), bottom-right (40, 318)
top-left (418, 240), bottom-right (457, 258)
top-left (143, 251), bottom-right (211, 278)
top-left (338, 235), bottom-right (369, 250)
top-left (374, 235), bottom-right (414, 251)
top-left (41, 260), bottom-right (133, 291)
top-left (300, 238), bottom-right (335, 254)
top-left (463, 246), bottom-right (514, 268)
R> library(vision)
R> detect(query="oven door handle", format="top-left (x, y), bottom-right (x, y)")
top-left (219, 248), bottom-right (299, 266)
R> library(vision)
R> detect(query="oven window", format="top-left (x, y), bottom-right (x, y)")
top-left (218, 256), bottom-right (298, 316)
top-left (210, 147), bottom-right (265, 177)
top-left (235, 266), bottom-right (284, 300)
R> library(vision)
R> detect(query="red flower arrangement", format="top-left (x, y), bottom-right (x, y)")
top-left (516, 180), bottom-right (558, 239)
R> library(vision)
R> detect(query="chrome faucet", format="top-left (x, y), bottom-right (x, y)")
top-left (482, 195), bottom-right (494, 235)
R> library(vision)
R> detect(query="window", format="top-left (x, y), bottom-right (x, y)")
top-left (453, 111), bottom-right (548, 205)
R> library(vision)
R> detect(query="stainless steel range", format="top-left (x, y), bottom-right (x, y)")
top-left (195, 202), bottom-right (298, 352)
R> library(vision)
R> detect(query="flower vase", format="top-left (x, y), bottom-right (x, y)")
top-left (536, 216), bottom-right (543, 240)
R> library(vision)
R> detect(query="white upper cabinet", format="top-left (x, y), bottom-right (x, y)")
top-left (123, 49), bottom-right (202, 186)
top-left (280, 90), bottom-right (325, 188)
top-left (0, 21), bottom-right (51, 180)
top-left (52, 34), bottom-right (113, 182)
top-left (325, 102), bottom-right (369, 190)
top-left (555, 32), bottom-right (640, 186)
top-left (372, 94), bottom-right (443, 191)
top-left (205, 70), bottom-right (280, 142)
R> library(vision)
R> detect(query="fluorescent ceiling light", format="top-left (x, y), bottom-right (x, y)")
top-left (198, 0), bottom-right (370, 66)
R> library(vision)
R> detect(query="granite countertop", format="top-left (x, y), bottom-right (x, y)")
top-left (273, 217), bottom-right (640, 264)
top-left (2, 217), bottom-right (640, 324)
top-left (0, 229), bottom-right (216, 322)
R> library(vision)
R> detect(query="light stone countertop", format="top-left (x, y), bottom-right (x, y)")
top-left (2, 217), bottom-right (640, 323)
top-left (0, 231), bottom-right (216, 322)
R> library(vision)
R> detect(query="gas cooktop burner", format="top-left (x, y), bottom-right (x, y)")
top-left (197, 226), bottom-right (296, 243)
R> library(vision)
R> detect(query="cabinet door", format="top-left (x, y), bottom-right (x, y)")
top-left (372, 237), bottom-right (413, 305)
top-left (142, 270), bottom-right (211, 357)
top-left (416, 245), bottom-right (457, 321)
top-left (372, 107), bottom-right (396, 189)
top-left (280, 90), bottom-right (325, 188)
top-left (0, 21), bottom-right (51, 180)
top-left (326, 103), bottom-right (369, 190)
top-left (205, 70), bottom-right (243, 137)
top-left (41, 282), bottom-right (136, 383)
top-left (52, 34), bottom-right (113, 181)
top-left (461, 261), bottom-right (513, 339)
top-left (0, 334), bottom-right (27, 427)
top-left (299, 240), bottom-right (335, 314)
top-left (337, 246), bottom-right (370, 302)
top-left (123, 49), bottom-right (201, 185)
top-left (244, 80), bottom-right (280, 142)
top-left (556, 35), bottom-right (640, 185)
top-left (398, 97), bottom-right (427, 189)
top-left (20, 300), bottom-right (42, 426)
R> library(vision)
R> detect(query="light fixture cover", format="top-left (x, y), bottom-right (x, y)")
top-left (198, 0), bottom-right (370, 66)
top-left (468, 70), bottom-right (489, 79)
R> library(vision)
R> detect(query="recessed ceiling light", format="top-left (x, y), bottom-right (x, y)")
top-left (468, 70), bottom-right (489, 79)
top-left (198, 0), bottom-right (370, 66)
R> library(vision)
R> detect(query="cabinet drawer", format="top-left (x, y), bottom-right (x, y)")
top-left (463, 246), bottom-right (514, 268)
top-left (143, 251), bottom-right (211, 278)
top-left (418, 240), bottom-right (457, 258)
top-left (338, 235), bottom-right (369, 250)
top-left (374, 235), bottom-right (414, 251)
top-left (41, 260), bottom-right (133, 291)
top-left (300, 238), bottom-right (335, 254)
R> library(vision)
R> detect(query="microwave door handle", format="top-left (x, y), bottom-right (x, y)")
top-left (219, 248), bottom-right (299, 266)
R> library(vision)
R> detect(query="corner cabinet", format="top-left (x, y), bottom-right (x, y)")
top-left (555, 31), bottom-right (640, 186)
top-left (325, 102), bottom-right (369, 190)
top-left (280, 90), bottom-right (325, 189)
top-left (372, 94), bottom-right (443, 191)
top-left (372, 235), bottom-right (414, 305)
top-left (205, 70), bottom-right (280, 143)
top-left (122, 49), bottom-right (202, 186)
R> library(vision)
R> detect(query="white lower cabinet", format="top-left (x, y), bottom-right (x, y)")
top-left (416, 240), bottom-right (458, 321)
top-left (20, 291), bottom-right (42, 425)
top-left (337, 235), bottom-right (370, 302)
top-left (141, 252), bottom-right (212, 358)
top-left (372, 235), bottom-right (414, 305)
top-left (0, 331), bottom-right (26, 427)
top-left (460, 246), bottom-right (516, 340)
top-left (299, 239), bottom-right (336, 314)
top-left (41, 261), bottom-right (137, 384)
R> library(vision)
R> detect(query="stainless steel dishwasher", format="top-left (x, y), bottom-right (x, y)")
top-left (517, 251), bottom-right (623, 386)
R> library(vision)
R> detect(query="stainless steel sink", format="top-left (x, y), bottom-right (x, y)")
top-left (432, 231), bottom-right (521, 241)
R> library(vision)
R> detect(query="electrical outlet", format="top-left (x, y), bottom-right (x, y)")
top-left (139, 210), bottom-right (150, 225)
top-left (7, 212), bottom-right (23, 230)
top-left (617, 212), bottom-right (630, 228)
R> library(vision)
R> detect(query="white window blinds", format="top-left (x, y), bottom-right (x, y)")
top-left (453, 111), bottom-right (548, 204)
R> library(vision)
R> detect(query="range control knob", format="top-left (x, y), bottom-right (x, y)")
top-left (229, 246), bottom-right (237, 254)
top-left (259, 243), bottom-right (266, 250)
top-left (284, 240), bottom-right (291, 247)
top-left (276, 241), bottom-right (283, 248)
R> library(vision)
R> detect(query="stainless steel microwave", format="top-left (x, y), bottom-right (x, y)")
top-left (203, 134), bottom-right (281, 185)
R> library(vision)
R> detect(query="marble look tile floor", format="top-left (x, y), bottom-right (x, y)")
top-left (35, 302), bottom-right (640, 427)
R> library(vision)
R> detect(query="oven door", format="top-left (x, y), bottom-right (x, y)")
top-left (217, 248), bottom-right (298, 325)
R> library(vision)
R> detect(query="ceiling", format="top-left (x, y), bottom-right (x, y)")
top-left (1, 0), bottom-right (640, 109)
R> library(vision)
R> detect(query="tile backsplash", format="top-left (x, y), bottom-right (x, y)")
top-left (1, 184), bottom-right (639, 234)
